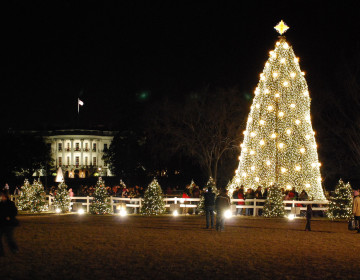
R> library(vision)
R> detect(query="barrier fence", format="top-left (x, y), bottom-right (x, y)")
top-left (11, 195), bottom-right (329, 216)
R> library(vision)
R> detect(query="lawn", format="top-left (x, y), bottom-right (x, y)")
top-left (1, 214), bottom-right (359, 280)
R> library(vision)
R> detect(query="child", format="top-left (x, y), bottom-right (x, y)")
top-left (305, 204), bottom-right (312, 231)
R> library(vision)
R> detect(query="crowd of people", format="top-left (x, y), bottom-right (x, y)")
top-left (48, 184), bottom-right (147, 198)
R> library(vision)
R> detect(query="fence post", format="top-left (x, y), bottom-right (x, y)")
top-left (48, 195), bottom-right (52, 208)
top-left (139, 198), bottom-right (142, 213)
top-left (87, 196), bottom-right (90, 213)
top-left (110, 196), bottom-right (114, 213)
top-left (253, 198), bottom-right (257, 217)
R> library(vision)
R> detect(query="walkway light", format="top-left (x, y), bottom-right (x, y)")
top-left (224, 209), bottom-right (232, 219)
top-left (119, 209), bottom-right (127, 217)
top-left (287, 214), bottom-right (295, 220)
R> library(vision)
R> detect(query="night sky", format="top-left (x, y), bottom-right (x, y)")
top-left (2, 1), bottom-right (360, 185)
top-left (3, 1), bottom-right (359, 128)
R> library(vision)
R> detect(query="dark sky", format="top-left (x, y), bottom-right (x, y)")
top-left (2, 1), bottom-right (360, 130)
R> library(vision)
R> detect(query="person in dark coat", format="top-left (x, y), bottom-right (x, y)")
top-left (203, 187), bottom-right (216, 229)
top-left (0, 191), bottom-right (19, 256)
top-left (305, 204), bottom-right (312, 231)
top-left (215, 189), bottom-right (231, 232)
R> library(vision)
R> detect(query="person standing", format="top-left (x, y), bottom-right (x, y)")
top-left (237, 186), bottom-right (245, 215)
top-left (0, 191), bottom-right (19, 256)
top-left (353, 191), bottom-right (360, 233)
top-left (215, 189), bottom-right (231, 232)
top-left (203, 187), bottom-right (216, 229)
top-left (305, 204), bottom-right (312, 231)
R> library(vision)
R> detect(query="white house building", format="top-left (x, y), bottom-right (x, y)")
top-left (44, 129), bottom-right (116, 178)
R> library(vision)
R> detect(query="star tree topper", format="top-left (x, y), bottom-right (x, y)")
top-left (274, 20), bottom-right (289, 35)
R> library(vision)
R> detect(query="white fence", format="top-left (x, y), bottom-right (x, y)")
top-left (41, 196), bottom-right (328, 216)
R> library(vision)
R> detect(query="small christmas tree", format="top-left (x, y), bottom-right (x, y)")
top-left (18, 179), bottom-right (47, 213)
top-left (53, 182), bottom-right (71, 213)
top-left (197, 177), bottom-right (219, 214)
top-left (327, 179), bottom-right (353, 220)
top-left (263, 185), bottom-right (285, 217)
top-left (140, 179), bottom-right (165, 215)
top-left (89, 177), bottom-right (112, 214)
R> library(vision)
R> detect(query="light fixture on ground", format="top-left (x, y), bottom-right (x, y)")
top-left (173, 210), bottom-right (179, 217)
top-left (78, 208), bottom-right (85, 215)
top-left (119, 208), bottom-right (127, 217)
top-left (55, 208), bottom-right (61, 213)
top-left (224, 209), bottom-right (232, 219)
top-left (287, 214), bottom-right (295, 220)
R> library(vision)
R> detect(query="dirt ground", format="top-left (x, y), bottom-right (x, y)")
top-left (1, 214), bottom-right (359, 280)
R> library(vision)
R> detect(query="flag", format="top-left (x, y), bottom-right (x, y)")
top-left (78, 98), bottom-right (84, 114)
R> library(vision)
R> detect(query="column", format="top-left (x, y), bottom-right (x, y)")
top-left (90, 139), bottom-right (93, 166)
top-left (55, 139), bottom-right (58, 167)
top-left (80, 139), bottom-right (84, 166)
top-left (71, 139), bottom-right (74, 166)
top-left (62, 139), bottom-right (65, 166)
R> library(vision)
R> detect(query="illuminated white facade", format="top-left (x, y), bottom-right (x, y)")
top-left (45, 130), bottom-right (115, 178)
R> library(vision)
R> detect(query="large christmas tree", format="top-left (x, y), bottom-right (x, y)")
top-left (18, 179), bottom-right (47, 213)
top-left (327, 179), bottom-right (353, 220)
top-left (140, 179), bottom-right (165, 215)
top-left (89, 177), bottom-right (112, 214)
top-left (231, 21), bottom-right (325, 200)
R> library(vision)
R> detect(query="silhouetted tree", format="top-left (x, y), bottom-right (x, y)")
top-left (147, 86), bottom-right (248, 184)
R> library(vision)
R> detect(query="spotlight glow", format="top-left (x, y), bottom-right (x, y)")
top-left (288, 214), bottom-right (295, 220)
top-left (119, 209), bottom-right (127, 217)
top-left (224, 209), bottom-right (232, 219)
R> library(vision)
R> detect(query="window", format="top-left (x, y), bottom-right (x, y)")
top-left (93, 143), bottom-right (97, 151)
top-left (67, 156), bottom-right (70, 166)
top-left (85, 157), bottom-right (88, 166)
top-left (85, 143), bottom-right (88, 151)
top-left (58, 157), bottom-right (62, 166)
top-left (75, 143), bottom-right (80, 151)
top-left (66, 143), bottom-right (70, 151)
top-left (104, 144), bottom-right (108, 151)
top-left (75, 156), bottom-right (79, 166)
top-left (93, 157), bottom-right (97, 166)
top-left (58, 143), bottom-right (62, 151)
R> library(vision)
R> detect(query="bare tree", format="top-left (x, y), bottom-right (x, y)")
top-left (148, 87), bottom-right (248, 183)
